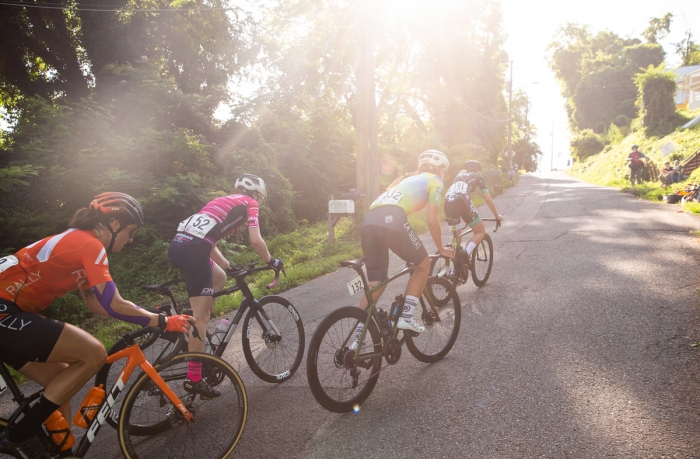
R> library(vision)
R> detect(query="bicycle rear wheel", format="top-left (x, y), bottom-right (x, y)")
top-left (241, 295), bottom-right (305, 383)
top-left (406, 277), bottom-right (461, 363)
top-left (306, 307), bottom-right (382, 413)
top-left (471, 234), bottom-right (493, 287)
top-left (95, 329), bottom-right (186, 431)
top-left (118, 353), bottom-right (246, 459)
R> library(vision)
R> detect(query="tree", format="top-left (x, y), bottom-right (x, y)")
top-left (674, 30), bottom-right (700, 66)
top-left (643, 13), bottom-right (672, 44)
top-left (634, 65), bottom-right (683, 137)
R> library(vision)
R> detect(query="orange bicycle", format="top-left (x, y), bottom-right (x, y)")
top-left (1, 325), bottom-right (247, 458)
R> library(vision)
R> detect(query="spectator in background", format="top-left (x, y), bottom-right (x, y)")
top-left (626, 145), bottom-right (647, 186)
top-left (672, 160), bottom-right (686, 183)
top-left (660, 161), bottom-right (675, 186)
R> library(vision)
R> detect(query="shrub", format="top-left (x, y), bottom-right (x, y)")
top-left (570, 129), bottom-right (605, 160)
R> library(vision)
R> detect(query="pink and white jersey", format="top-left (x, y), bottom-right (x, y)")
top-left (176, 194), bottom-right (259, 245)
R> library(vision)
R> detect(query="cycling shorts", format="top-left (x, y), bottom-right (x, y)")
top-left (444, 196), bottom-right (482, 227)
top-left (0, 299), bottom-right (65, 370)
top-left (168, 233), bottom-right (215, 297)
top-left (360, 205), bottom-right (428, 282)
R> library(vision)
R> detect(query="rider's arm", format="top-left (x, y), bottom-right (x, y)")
top-left (79, 282), bottom-right (160, 326)
top-left (482, 193), bottom-right (503, 221)
top-left (428, 204), bottom-right (452, 258)
top-left (248, 226), bottom-right (272, 263)
top-left (210, 244), bottom-right (230, 270)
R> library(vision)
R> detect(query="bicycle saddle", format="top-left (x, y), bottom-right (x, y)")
top-left (444, 217), bottom-right (460, 226)
top-left (340, 258), bottom-right (365, 269)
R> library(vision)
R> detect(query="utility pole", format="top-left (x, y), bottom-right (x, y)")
top-left (507, 61), bottom-right (513, 170)
top-left (550, 123), bottom-right (554, 171)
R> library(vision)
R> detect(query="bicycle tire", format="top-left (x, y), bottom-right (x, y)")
top-left (406, 276), bottom-right (461, 363)
top-left (471, 233), bottom-right (493, 287)
top-left (118, 352), bottom-right (247, 459)
top-left (241, 295), bottom-right (305, 383)
top-left (306, 306), bottom-right (382, 413)
top-left (94, 329), bottom-right (186, 431)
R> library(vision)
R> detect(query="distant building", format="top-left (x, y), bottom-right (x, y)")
top-left (673, 65), bottom-right (700, 109)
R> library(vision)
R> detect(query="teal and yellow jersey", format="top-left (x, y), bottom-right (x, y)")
top-left (370, 172), bottom-right (444, 215)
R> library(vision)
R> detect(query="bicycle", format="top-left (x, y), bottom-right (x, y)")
top-left (306, 258), bottom-right (461, 413)
top-left (430, 217), bottom-right (500, 292)
top-left (97, 261), bottom-right (304, 430)
top-left (1, 325), bottom-right (247, 459)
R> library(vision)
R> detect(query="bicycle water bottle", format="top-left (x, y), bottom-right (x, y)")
top-left (45, 410), bottom-right (75, 451)
top-left (210, 318), bottom-right (230, 346)
top-left (73, 384), bottom-right (105, 428)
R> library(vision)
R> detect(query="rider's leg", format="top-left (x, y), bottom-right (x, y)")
top-left (188, 295), bottom-right (212, 353)
top-left (19, 362), bottom-right (71, 423)
top-left (396, 255), bottom-right (430, 332)
top-left (467, 221), bottom-right (486, 255)
top-left (11, 325), bottom-right (105, 442)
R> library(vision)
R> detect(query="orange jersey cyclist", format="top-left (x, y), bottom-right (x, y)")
top-left (0, 193), bottom-right (192, 458)
top-left (444, 160), bottom-right (503, 257)
top-left (168, 174), bottom-right (283, 397)
top-left (353, 150), bottom-right (454, 347)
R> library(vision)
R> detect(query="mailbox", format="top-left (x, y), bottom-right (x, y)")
top-left (329, 200), bottom-right (354, 214)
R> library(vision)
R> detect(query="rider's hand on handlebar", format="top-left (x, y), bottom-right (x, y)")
top-left (267, 257), bottom-right (284, 271)
top-left (438, 247), bottom-right (454, 259)
top-left (496, 214), bottom-right (504, 222)
top-left (165, 314), bottom-right (195, 334)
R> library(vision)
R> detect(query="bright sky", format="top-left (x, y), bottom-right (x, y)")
top-left (500, 0), bottom-right (700, 170)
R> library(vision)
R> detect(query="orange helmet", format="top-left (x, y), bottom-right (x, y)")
top-left (89, 192), bottom-right (145, 226)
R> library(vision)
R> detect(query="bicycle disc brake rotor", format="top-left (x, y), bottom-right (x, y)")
top-left (384, 338), bottom-right (402, 365)
top-left (422, 310), bottom-right (436, 327)
top-left (263, 331), bottom-right (281, 349)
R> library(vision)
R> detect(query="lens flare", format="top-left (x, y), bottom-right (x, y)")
top-left (353, 404), bottom-right (361, 413)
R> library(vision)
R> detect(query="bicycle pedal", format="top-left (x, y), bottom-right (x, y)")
top-left (404, 330), bottom-right (419, 338)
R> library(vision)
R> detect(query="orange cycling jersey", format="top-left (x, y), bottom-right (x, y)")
top-left (0, 229), bottom-right (113, 314)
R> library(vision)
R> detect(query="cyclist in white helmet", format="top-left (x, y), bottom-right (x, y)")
top-left (352, 150), bottom-right (454, 346)
top-left (168, 174), bottom-right (282, 397)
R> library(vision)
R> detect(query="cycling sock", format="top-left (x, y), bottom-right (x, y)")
top-left (187, 361), bottom-right (203, 383)
top-left (402, 295), bottom-right (419, 320)
top-left (350, 323), bottom-right (364, 350)
top-left (9, 394), bottom-right (60, 443)
top-left (466, 241), bottom-right (477, 256)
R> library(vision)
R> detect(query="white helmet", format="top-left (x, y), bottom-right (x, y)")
top-left (418, 150), bottom-right (449, 169)
top-left (235, 174), bottom-right (267, 198)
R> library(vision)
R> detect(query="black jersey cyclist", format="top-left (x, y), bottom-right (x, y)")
top-left (168, 174), bottom-right (283, 396)
top-left (353, 150), bottom-right (454, 346)
top-left (0, 193), bottom-right (193, 458)
top-left (444, 160), bottom-right (503, 258)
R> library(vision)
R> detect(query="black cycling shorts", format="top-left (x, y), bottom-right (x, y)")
top-left (360, 206), bottom-right (428, 282)
top-left (444, 197), bottom-right (482, 227)
top-left (168, 233), bottom-right (215, 297)
top-left (0, 300), bottom-right (65, 370)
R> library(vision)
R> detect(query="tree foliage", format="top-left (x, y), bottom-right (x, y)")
top-left (634, 65), bottom-right (684, 137)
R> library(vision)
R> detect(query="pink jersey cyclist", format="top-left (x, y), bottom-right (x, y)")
top-left (168, 174), bottom-right (283, 398)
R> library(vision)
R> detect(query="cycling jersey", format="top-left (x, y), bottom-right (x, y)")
top-left (174, 195), bottom-right (260, 246)
top-left (0, 229), bottom-right (113, 314)
top-left (370, 173), bottom-right (444, 215)
top-left (445, 172), bottom-right (489, 202)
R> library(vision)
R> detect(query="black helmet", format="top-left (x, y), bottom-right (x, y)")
top-left (90, 192), bottom-right (145, 227)
top-left (463, 160), bottom-right (482, 172)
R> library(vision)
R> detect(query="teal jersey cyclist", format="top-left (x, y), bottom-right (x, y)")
top-left (354, 150), bottom-right (454, 345)
top-left (444, 160), bottom-right (503, 257)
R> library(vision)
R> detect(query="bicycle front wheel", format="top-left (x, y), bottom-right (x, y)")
top-left (95, 329), bottom-right (186, 431)
top-left (241, 295), bottom-right (305, 383)
top-left (406, 276), bottom-right (461, 363)
top-left (118, 353), bottom-right (247, 459)
top-left (306, 306), bottom-right (382, 413)
top-left (471, 233), bottom-right (493, 287)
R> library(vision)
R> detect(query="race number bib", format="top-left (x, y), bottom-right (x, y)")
top-left (373, 190), bottom-right (404, 206)
top-left (0, 255), bottom-right (18, 275)
top-left (177, 213), bottom-right (217, 239)
top-left (448, 181), bottom-right (468, 195)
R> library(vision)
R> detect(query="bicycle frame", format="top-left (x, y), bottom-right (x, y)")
top-left (343, 263), bottom-right (441, 361)
top-left (0, 328), bottom-right (194, 458)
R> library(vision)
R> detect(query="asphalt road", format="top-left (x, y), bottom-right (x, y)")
top-left (5, 171), bottom-right (700, 458)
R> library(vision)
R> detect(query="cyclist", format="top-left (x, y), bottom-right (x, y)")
top-left (168, 174), bottom-right (283, 395)
top-left (626, 144), bottom-right (647, 186)
top-left (354, 150), bottom-right (454, 346)
top-left (0, 192), bottom-right (193, 457)
top-left (444, 160), bottom-right (503, 261)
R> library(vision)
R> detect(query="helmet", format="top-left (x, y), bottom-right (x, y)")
top-left (235, 174), bottom-right (267, 198)
top-left (463, 160), bottom-right (483, 172)
top-left (418, 150), bottom-right (449, 169)
top-left (89, 192), bottom-right (144, 227)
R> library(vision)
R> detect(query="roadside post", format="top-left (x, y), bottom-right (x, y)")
top-left (328, 196), bottom-right (355, 244)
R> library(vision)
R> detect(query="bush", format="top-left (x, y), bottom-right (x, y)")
top-left (570, 129), bottom-right (605, 160)
top-left (634, 65), bottom-right (686, 137)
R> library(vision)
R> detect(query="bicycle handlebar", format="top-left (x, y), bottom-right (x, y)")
top-left (225, 261), bottom-right (286, 289)
top-left (480, 218), bottom-right (501, 233)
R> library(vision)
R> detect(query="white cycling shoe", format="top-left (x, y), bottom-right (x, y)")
top-left (397, 317), bottom-right (425, 333)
